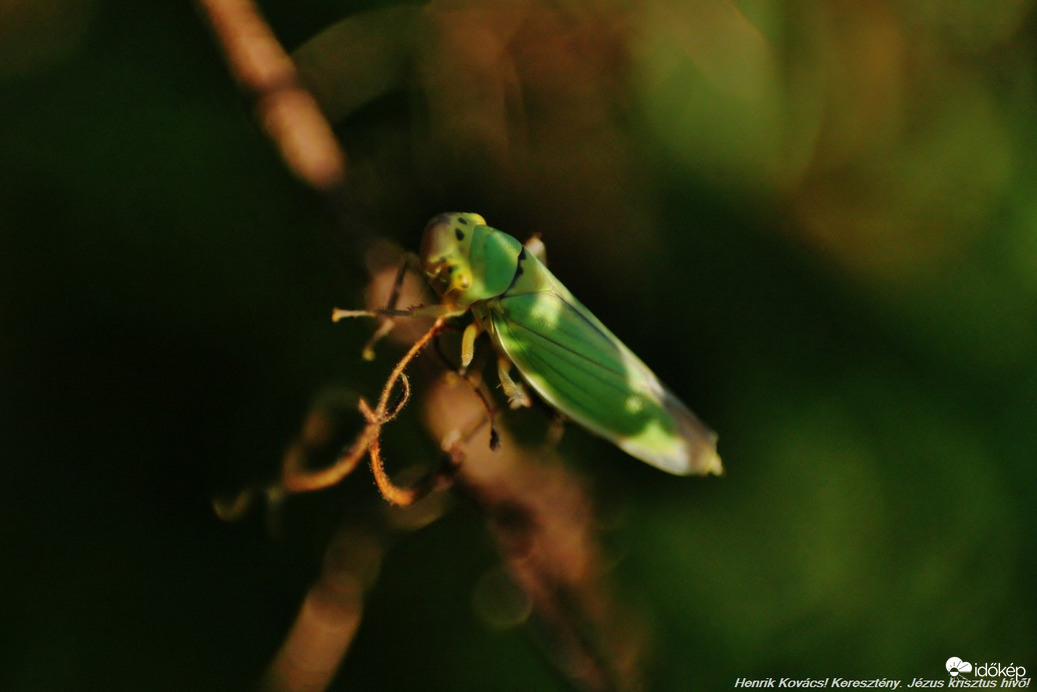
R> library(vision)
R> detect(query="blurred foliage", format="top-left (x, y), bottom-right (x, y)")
top-left (1, 0), bottom-right (1035, 689)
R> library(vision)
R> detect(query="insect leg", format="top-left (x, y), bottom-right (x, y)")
top-left (459, 322), bottom-right (482, 375)
top-left (358, 320), bottom-right (395, 361)
top-left (456, 369), bottom-right (501, 450)
top-left (332, 303), bottom-right (465, 322)
top-left (356, 253), bottom-right (418, 360)
top-left (431, 326), bottom-right (500, 450)
top-left (524, 233), bottom-right (547, 265)
top-left (332, 253), bottom-right (465, 359)
top-left (384, 252), bottom-right (422, 311)
top-left (546, 411), bottom-right (567, 447)
top-left (497, 356), bottom-right (532, 409)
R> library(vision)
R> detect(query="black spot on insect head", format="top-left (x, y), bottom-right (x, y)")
top-left (455, 228), bottom-right (465, 241)
top-left (458, 217), bottom-right (469, 225)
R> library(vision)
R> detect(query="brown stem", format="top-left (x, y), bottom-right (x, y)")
top-left (195, 0), bottom-right (347, 191)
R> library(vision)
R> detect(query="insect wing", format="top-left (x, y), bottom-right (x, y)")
top-left (487, 264), bottom-right (721, 476)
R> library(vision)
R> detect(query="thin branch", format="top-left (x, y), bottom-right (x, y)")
top-left (260, 527), bottom-right (383, 692)
top-left (195, 0), bottom-right (346, 191)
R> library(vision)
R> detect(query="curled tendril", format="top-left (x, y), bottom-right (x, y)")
top-left (282, 316), bottom-right (452, 504)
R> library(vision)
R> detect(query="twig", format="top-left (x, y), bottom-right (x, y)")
top-left (260, 527), bottom-right (383, 692)
top-left (195, 0), bottom-right (346, 191)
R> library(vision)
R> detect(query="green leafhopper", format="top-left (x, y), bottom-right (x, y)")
top-left (348, 213), bottom-right (723, 476)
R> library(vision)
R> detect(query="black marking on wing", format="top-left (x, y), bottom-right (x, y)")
top-left (505, 248), bottom-right (530, 292)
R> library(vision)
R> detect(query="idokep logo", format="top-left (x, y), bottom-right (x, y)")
top-left (946, 658), bottom-right (973, 677)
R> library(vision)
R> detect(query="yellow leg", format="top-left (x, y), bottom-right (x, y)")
top-left (497, 356), bottom-right (531, 409)
top-left (459, 322), bottom-right (482, 375)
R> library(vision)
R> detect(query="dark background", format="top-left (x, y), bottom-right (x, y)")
top-left (2, 0), bottom-right (1035, 689)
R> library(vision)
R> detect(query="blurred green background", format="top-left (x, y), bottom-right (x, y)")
top-left (1, 0), bottom-right (1035, 689)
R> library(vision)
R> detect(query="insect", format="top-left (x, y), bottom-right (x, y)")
top-left (346, 213), bottom-right (722, 476)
